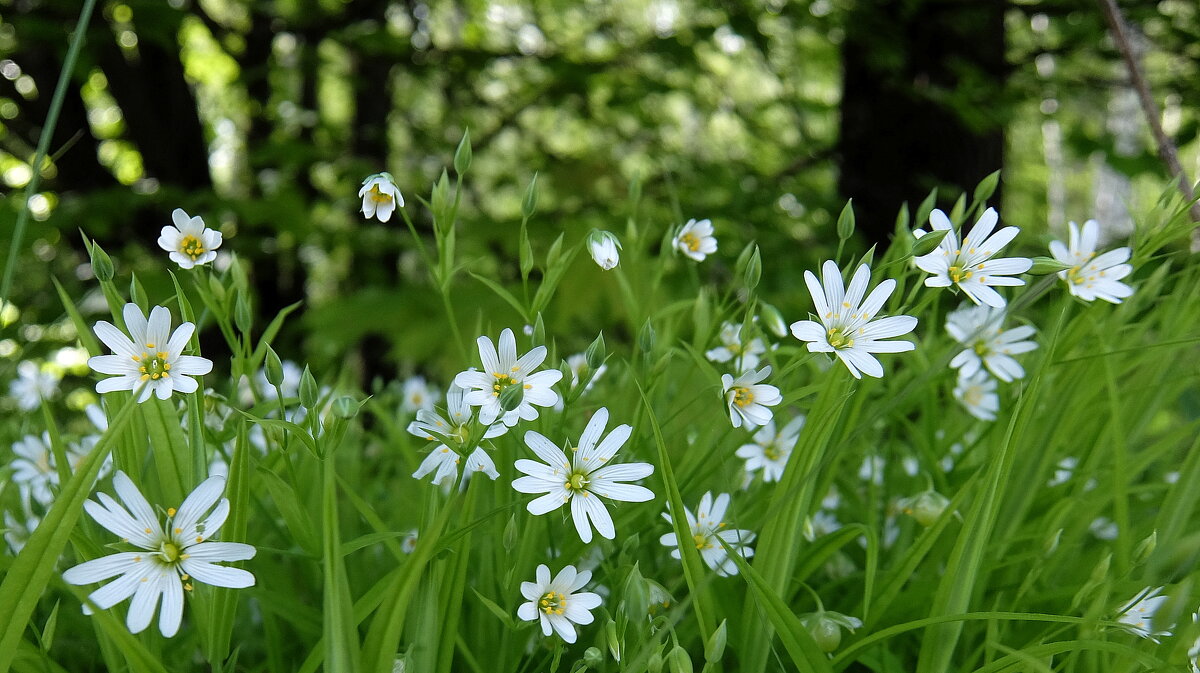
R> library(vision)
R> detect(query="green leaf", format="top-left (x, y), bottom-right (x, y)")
top-left (472, 589), bottom-right (515, 629)
top-left (143, 396), bottom-right (192, 505)
top-left (468, 271), bottom-right (529, 322)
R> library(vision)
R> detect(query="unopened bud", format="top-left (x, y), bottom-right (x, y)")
top-left (498, 382), bottom-right (525, 412)
top-left (587, 230), bottom-right (622, 271)
top-left (648, 650), bottom-right (664, 673)
top-left (583, 647), bottom-right (603, 668)
top-left (911, 228), bottom-right (949, 257)
top-left (208, 274), bottom-right (226, 303)
top-left (1028, 256), bottom-right (1072, 275)
top-left (129, 274), bottom-right (148, 310)
top-left (639, 319), bottom-right (656, 353)
top-left (667, 645), bottom-right (692, 673)
top-left (759, 303), bottom-right (788, 338)
top-left (585, 332), bottom-right (606, 370)
top-left (742, 244), bottom-right (762, 290)
top-left (1134, 530), bottom-right (1157, 564)
top-left (522, 172), bottom-right (539, 218)
top-left (265, 346), bottom-right (285, 388)
top-left (453, 128), bottom-right (472, 175)
top-left (531, 313), bottom-right (546, 348)
top-left (836, 199), bottom-right (856, 241)
top-left (810, 616), bottom-right (841, 653)
top-left (234, 291), bottom-right (252, 334)
top-left (1089, 552), bottom-right (1112, 584)
top-left (605, 619), bottom-right (621, 662)
top-left (1043, 528), bottom-right (1063, 557)
top-left (332, 396), bottom-right (359, 420)
top-left (90, 242), bottom-right (114, 282)
top-left (704, 620), bottom-right (727, 663)
top-left (299, 366), bottom-right (319, 410)
top-left (623, 563), bottom-right (649, 620)
top-left (503, 514), bottom-right (518, 551)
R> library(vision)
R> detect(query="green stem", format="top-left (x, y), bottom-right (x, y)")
top-left (0, 0), bottom-right (99, 310)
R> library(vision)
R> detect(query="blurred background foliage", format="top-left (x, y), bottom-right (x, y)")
top-left (0, 0), bottom-right (1197, 387)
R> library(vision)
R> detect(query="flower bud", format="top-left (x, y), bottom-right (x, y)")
top-left (265, 346), bottom-right (285, 388)
top-left (639, 319), bottom-right (656, 354)
top-left (605, 619), bottom-right (621, 662)
top-left (90, 242), bottom-right (114, 282)
top-left (1043, 528), bottom-right (1063, 557)
top-left (234, 291), bottom-right (253, 334)
top-left (299, 366), bottom-right (319, 410)
top-left (1134, 530), bottom-right (1157, 565)
top-left (667, 645), bottom-right (692, 673)
top-left (522, 172), bottom-right (539, 218)
top-left (531, 312), bottom-right (546, 348)
top-left (742, 244), bottom-right (762, 290)
top-left (899, 491), bottom-right (951, 527)
top-left (208, 274), bottom-right (227, 303)
top-left (332, 396), bottom-right (359, 420)
top-left (498, 381), bottom-right (525, 412)
top-left (129, 274), bottom-right (148, 311)
top-left (911, 228), bottom-right (949, 257)
top-left (704, 620), bottom-right (727, 663)
top-left (810, 616), bottom-right (841, 653)
top-left (836, 199), bottom-right (856, 241)
top-left (585, 332), bottom-right (606, 370)
top-left (587, 230), bottom-right (622, 270)
top-left (453, 128), bottom-right (472, 175)
top-left (583, 647), bottom-right (603, 668)
top-left (647, 650), bottom-right (664, 673)
top-left (623, 563), bottom-right (649, 620)
top-left (1027, 256), bottom-right (1073, 275)
top-left (759, 302), bottom-right (788, 338)
top-left (502, 514), bottom-right (518, 552)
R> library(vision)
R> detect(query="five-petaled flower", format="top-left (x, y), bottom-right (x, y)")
top-left (673, 218), bottom-right (717, 262)
top-left (790, 260), bottom-right (918, 379)
top-left (358, 173), bottom-right (404, 222)
top-left (512, 407), bottom-right (654, 543)
top-left (1048, 219), bottom-right (1134, 303)
top-left (517, 564), bottom-right (602, 643)
top-left (721, 366), bottom-right (782, 429)
top-left (88, 304), bottom-right (212, 403)
top-left (660, 492), bottom-right (755, 577)
top-left (454, 328), bottom-right (562, 426)
top-left (945, 304), bottom-right (1038, 382)
top-left (157, 208), bottom-right (222, 270)
top-left (914, 208), bottom-right (1032, 307)
top-left (62, 471), bottom-right (255, 638)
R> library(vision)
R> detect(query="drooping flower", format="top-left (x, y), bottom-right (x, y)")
top-left (1049, 219), bottom-right (1134, 303)
top-left (587, 230), bottom-right (622, 270)
top-left (659, 492), bottom-right (755, 577)
top-left (400, 376), bottom-right (438, 414)
top-left (89, 304), bottom-right (212, 403)
top-left (157, 209), bottom-right (222, 269)
top-left (721, 366), bottom-right (782, 429)
top-left (4, 507), bottom-right (38, 554)
top-left (790, 260), bottom-right (918, 379)
top-left (516, 564), bottom-right (603, 643)
top-left (914, 208), bottom-right (1032, 307)
top-left (800, 610), bottom-right (863, 653)
top-left (735, 415), bottom-right (806, 482)
top-left (706, 321), bottom-right (767, 373)
top-left (358, 173), bottom-right (404, 222)
top-left (512, 407), bottom-right (654, 543)
top-left (953, 371), bottom-right (999, 421)
top-left (673, 218), bottom-right (717, 262)
top-left (8, 360), bottom-right (59, 411)
top-left (453, 328), bottom-right (562, 426)
top-left (62, 471), bottom-right (255, 637)
top-left (945, 304), bottom-right (1037, 382)
top-left (406, 384), bottom-right (506, 487)
top-left (1116, 587), bottom-right (1172, 640)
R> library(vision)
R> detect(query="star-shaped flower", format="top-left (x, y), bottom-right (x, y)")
top-left (914, 208), bottom-right (1032, 307)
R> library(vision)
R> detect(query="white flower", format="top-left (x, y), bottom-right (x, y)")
top-left (587, 230), bottom-right (621, 270)
top-left (412, 446), bottom-right (499, 487)
top-left (859, 455), bottom-right (885, 486)
top-left (790, 260), bottom-right (918, 379)
top-left (945, 304), bottom-right (1037, 382)
top-left (88, 304), bottom-right (212, 403)
top-left (673, 218), bottom-right (717, 262)
top-left (157, 209), bottom-right (222, 269)
top-left (1049, 219), bottom-right (1134, 303)
top-left (512, 407), bottom-right (654, 543)
top-left (1116, 587), bottom-right (1172, 639)
top-left (358, 173), bottom-right (404, 222)
top-left (62, 471), bottom-right (256, 637)
top-left (400, 376), bottom-right (438, 414)
top-left (401, 529), bottom-right (418, 554)
top-left (953, 371), bottom-right (999, 421)
top-left (914, 208), bottom-right (1032, 307)
top-left (1187, 614), bottom-right (1200, 672)
top-left (706, 321), bottom-right (767, 372)
top-left (1090, 516), bottom-right (1119, 541)
top-left (407, 384), bottom-right (506, 487)
top-left (566, 353), bottom-right (606, 392)
top-left (735, 416), bottom-right (805, 482)
top-left (453, 328), bottom-right (562, 426)
top-left (8, 360), bottom-right (59, 411)
top-left (1047, 457), bottom-right (1077, 487)
top-left (516, 564), bottom-right (603, 643)
top-left (85, 403), bottom-right (109, 432)
top-left (659, 492), bottom-right (755, 577)
top-left (721, 366), bottom-right (782, 429)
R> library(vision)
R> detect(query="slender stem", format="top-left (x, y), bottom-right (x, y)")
top-left (1097, 0), bottom-right (1200, 246)
top-left (0, 0), bottom-right (99, 310)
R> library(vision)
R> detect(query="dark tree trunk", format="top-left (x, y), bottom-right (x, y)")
top-left (838, 0), bottom-right (1008, 244)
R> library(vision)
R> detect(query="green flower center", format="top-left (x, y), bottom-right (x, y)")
top-left (179, 234), bottom-right (207, 261)
top-left (732, 387), bottom-right (754, 407)
top-left (564, 466), bottom-right (589, 492)
top-left (973, 341), bottom-right (989, 356)
top-left (763, 444), bottom-right (784, 461)
top-left (693, 532), bottom-right (714, 550)
top-left (540, 591), bottom-right (566, 615)
top-left (949, 265), bottom-right (972, 283)
top-left (160, 542), bottom-right (182, 563)
top-left (134, 351), bottom-right (171, 381)
top-left (826, 328), bottom-right (854, 350)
